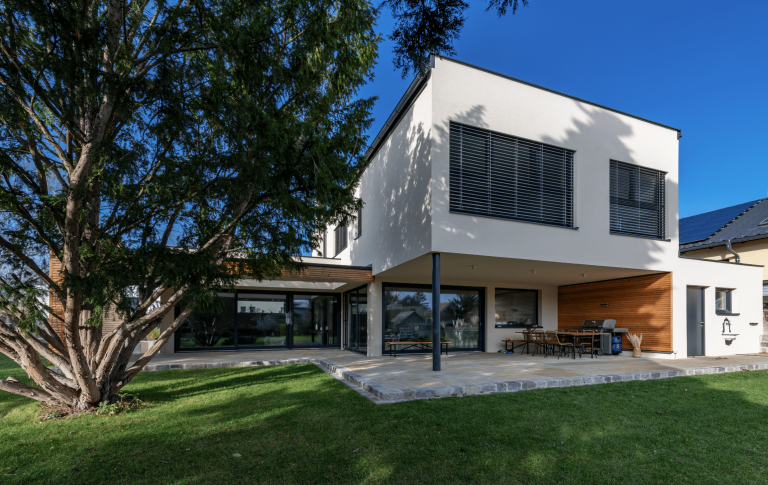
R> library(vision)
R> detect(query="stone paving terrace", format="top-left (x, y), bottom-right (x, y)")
top-left (136, 349), bottom-right (768, 403)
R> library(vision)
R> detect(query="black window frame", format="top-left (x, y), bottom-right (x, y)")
top-left (449, 121), bottom-right (576, 229)
top-left (381, 282), bottom-right (485, 355)
top-left (174, 289), bottom-right (340, 352)
top-left (610, 160), bottom-right (667, 240)
top-left (344, 284), bottom-right (368, 355)
top-left (493, 288), bottom-right (539, 328)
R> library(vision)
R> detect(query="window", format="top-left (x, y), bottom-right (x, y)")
top-left (356, 200), bottom-right (363, 238)
top-left (383, 284), bottom-right (483, 351)
top-left (449, 122), bottom-right (575, 228)
top-left (494, 289), bottom-right (538, 328)
top-left (334, 225), bottom-right (347, 256)
top-left (610, 160), bottom-right (666, 239)
top-left (716, 289), bottom-right (733, 313)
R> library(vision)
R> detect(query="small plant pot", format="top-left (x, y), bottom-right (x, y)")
top-left (632, 348), bottom-right (641, 358)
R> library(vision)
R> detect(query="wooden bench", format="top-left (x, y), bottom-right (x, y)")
top-left (385, 341), bottom-right (451, 358)
top-left (501, 338), bottom-right (527, 353)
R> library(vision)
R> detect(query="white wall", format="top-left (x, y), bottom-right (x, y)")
top-left (429, 57), bottom-right (681, 273)
top-left (673, 258), bottom-right (763, 357)
top-left (323, 77), bottom-right (434, 274)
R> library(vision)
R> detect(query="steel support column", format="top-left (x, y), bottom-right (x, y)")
top-left (432, 252), bottom-right (441, 371)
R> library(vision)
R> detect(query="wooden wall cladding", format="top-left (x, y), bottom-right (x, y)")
top-left (558, 273), bottom-right (672, 352)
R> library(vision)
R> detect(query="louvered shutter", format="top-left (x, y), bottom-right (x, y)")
top-left (334, 225), bottom-right (347, 255)
top-left (357, 206), bottom-right (362, 238)
top-left (610, 160), bottom-right (666, 239)
top-left (449, 122), bottom-right (574, 227)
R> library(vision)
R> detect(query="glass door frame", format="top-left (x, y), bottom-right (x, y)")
top-left (344, 284), bottom-right (368, 354)
top-left (174, 289), bottom-right (341, 351)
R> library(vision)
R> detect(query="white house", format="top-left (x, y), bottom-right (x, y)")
top-left (162, 56), bottom-right (763, 359)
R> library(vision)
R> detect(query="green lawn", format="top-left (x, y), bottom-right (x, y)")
top-left (2, 355), bottom-right (768, 484)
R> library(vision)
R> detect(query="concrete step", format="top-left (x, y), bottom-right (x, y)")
top-left (761, 334), bottom-right (768, 344)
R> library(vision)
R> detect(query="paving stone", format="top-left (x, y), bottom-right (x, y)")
top-left (415, 387), bottom-right (436, 398)
top-left (433, 386), bottom-right (459, 398)
top-left (503, 381), bottom-right (523, 392)
top-left (519, 380), bottom-right (537, 390)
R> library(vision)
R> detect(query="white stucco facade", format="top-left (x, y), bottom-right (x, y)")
top-left (312, 56), bottom-right (763, 359)
top-left (166, 57), bottom-right (761, 358)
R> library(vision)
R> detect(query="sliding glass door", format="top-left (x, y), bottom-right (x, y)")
top-left (345, 286), bottom-right (367, 354)
top-left (174, 291), bottom-right (339, 351)
top-left (175, 293), bottom-right (236, 350)
top-left (292, 294), bottom-right (339, 347)
top-left (237, 293), bottom-right (288, 348)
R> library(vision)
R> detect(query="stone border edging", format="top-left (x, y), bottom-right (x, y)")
top-left (141, 359), bottom-right (768, 404)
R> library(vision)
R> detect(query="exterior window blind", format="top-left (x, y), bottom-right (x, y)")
top-left (356, 201), bottom-right (363, 238)
top-left (610, 160), bottom-right (666, 239)
top-left (334, 225), bottom-right (347, 255)
top-left (449, 122), bottom-right (574, 228)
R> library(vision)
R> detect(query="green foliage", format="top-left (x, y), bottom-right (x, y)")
top-left (0, 0), bottom-right (379, 330)
top-left (95, 394), bottom-right (144, 416)
top-left (146, 327), bottom-right (161, 341)
top-left (383, 0), bottom-right (529, 77)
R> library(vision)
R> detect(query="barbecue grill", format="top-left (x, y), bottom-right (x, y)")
top-left (568, 319), bottom-right (629, 355)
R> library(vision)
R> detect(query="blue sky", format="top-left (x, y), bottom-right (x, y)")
top-left (358, 0), bottom-right (768, 218)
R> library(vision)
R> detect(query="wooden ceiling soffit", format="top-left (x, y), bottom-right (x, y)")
top-left (279, 265), bottom-right (374, 283)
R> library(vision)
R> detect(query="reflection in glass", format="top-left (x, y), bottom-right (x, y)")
top-left (293, 294), bottom-right (339, 347)
top-left (237, 294), bottom-right (287, 348)
top-left (383, 286), bottom-right (481, 351)
top-left (176, 293), bottom-right (236, 349)
top-left (346, 288), bottom-right (367, 353)
top-left (494, 289), bottom-right (538, 327)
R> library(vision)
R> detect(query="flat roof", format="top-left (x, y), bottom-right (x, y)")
top-left (365, 55), bottom-right (681, 161)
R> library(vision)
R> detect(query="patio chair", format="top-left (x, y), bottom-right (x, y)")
top-left (530, 331), bottom-right (547, 356)
top-left (520, 330), bottom-right (535, 355)
top-left (553, 332), bottom-right (577, 360)
top-left (541, 332), bottom-right (559, 358)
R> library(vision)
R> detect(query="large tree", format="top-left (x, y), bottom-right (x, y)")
top-left (0, 0), bottom-right (377, 410)
top-left (383, 0), bottom-right (529, 77)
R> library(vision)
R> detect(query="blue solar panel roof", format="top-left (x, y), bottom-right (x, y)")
top-left (679, 200), bottom-right (759, 244)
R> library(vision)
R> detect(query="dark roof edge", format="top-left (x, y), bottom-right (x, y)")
top-left (678, 255), bottom-right (764, 268)
top-left (680, 231), bottom-right (768, 252)
top-left (365, 70), bottom-right (432, 162)
top-left (438, 56), bottom-right (682, 137)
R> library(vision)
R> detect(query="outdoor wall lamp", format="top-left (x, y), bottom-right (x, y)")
top-left (722, 318), bottom-right (731, 334)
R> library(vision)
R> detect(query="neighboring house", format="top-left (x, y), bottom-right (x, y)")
top-left (50, 56), bottom-right (765, 359)
top-left (679, 199), bottom-right (768, 309)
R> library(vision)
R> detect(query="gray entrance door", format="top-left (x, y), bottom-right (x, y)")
top-left (686, 287), bottom-right (705, 356)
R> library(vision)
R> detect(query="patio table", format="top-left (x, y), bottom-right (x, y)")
top-left (555, 331), bottom-right (602, 359)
